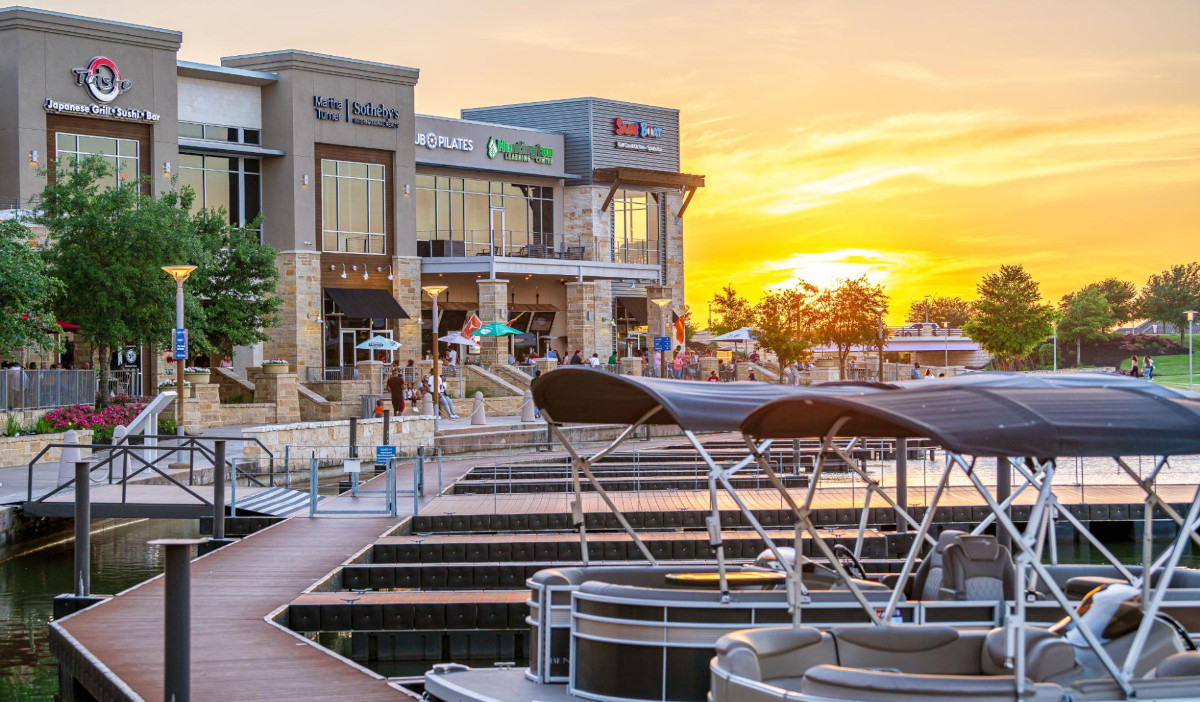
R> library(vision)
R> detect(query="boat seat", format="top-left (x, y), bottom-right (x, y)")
top-left (910, 529), bottom-right (964, 600)
top-left (939, 535), bottom-right (1015, 601)
top-left (1064, 575), bottom-right (1126, 599)
top-left (1149, 652), bottom-right (1200, 679)
top-left (800, 665), bottom-right (1065, 702)
top-left (714, 626), bottom-right (837, 690)
top-left (981, 626), bottom-right (1079, 682)
top-left (831, 625), bottom-right (985, 675)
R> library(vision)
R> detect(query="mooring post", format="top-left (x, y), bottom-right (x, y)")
top-left (895, 439), bottom-right (908, 533)
top-left (74, 460), bottom-right (90, 596)
top-left (349, 416), bottom-right (358, 459)
top-left (416, 446), bottom-right (425, 498)
top-left (212, 441), bottom-right (226, 540)
top-left (996, 457), bottom-right (1012, 549)
top-left (382, 410), bottom-right (391, 447)
top-left (151, 538), bottom-right (208, 702)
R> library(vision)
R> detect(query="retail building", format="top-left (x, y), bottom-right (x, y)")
top-left (0, 6), bottom-right (703, 378)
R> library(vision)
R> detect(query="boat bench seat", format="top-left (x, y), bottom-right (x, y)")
top-left (800, 665), bottom-right (1065, 701)
top-left (831, 625), bottom-right (986, 675)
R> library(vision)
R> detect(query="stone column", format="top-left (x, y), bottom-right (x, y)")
top-left (248, 369), bottom-right (300, 424)
top-left (563, 185), bottom-right (611, 262)
top-left (565, 281), bottom-right (603, 360)
top-left (533, 357), bottom-right (558, 376)
top-left (476, 279), bottom-right (509, 368)
top-left (699, 357), bottom-right (720, 378)
top-left (265, 251), bottom-right (323, 376)
top-left (619, 357), bottom-right (643, 376)
top-left (661, 191), bottom-right (686, 307)
top-left (392, 255), bottom-right (422, 364)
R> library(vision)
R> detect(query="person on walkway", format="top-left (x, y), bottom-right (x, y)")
top-left (748, 369), bottom-right (757, 382)
top-left (446, 347), bottom-right (457, 368)
top-left (546, 348), bottom-right (558, 361)
top-left (1144, 355), bottom-right (1155, 380)
top-left (924, 369), bottom-right (933, 379)
top-left (588, 353), bottom-right (601, 367)
top-left (1130, 355), bottom-right (1141, 378)
top-left (707, 370), bottom-right (720, 382)
top-left (570, 350), bottom-right (584, 365)
top-left (385, 369), bottom-right (406, 414)
top-left (607, 351), bottom-right (618, 366)
top-left (910, 362), bottom-right (921, 380)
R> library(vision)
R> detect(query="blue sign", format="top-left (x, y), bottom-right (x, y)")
top-left (173, 328), bottom-right (188, 360)
top-left (653, 336), bottom-right (670, 352)
top-left (376, 445), bottom-right (397, 461)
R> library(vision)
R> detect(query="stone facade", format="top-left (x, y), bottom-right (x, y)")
top-left (266, 251), bottom-right (322, 374)
top-left (565, 281), bottom-right (604, 360)
top-left (661, 190), bottom-right (686, 307)
top-left (392, 255), bottom-right (423, 364)
top-left (0, 431), bottom-right (93, 469)
top-left (476, 279), bottom-right (509, 367)
top-left (563, 186), bottom-right (612, 262)
top-left (247, 369), bottom-right (301, 424)
top-left (241, 414), bottom-right (434, 460)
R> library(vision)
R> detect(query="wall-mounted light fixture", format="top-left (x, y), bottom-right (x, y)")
top-left (386, 265), bottom-right (394, 281)
top-left (301, 174), bottom-right (310, 190)
top-left (28, 150), bottom-right (38, 167)
top-left (362, 267), bottom-right (369, 280)
top-left (339, 263), bottom-right (347, 279)
top-left (403, 183), bottom-right (411, 197)
top-left (162, 161), bottom-right (172, 177)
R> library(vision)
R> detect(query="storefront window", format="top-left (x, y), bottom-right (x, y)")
top-left (416, 174), bottom-right (554, 257)
top-left (177, 154), bottom-right (262, 229)
top-left (321, 159), bottom-right (387, 254)
top-left (55, 133), bottom-right (139, 190)
top-left (613, 189), bottom-right (660, 266)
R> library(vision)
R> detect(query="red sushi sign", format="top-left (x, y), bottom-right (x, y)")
top-left (613, 117), bottom-right (662, 139)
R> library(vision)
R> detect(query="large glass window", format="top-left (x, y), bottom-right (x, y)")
top-left (613, 189), bottom-right (660, 266)
top-left (321, 159), bottom-right (387, 254)
top-left (415, 174), bottom-right (554, 257)
top-left (55, 133), bottom-right (139, 190)
top-left (179, 121), bottom-right (262, 146)
top-left (177, 154), bottom-right (262, 229)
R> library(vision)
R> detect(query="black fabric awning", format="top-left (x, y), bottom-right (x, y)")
top-left (326, 288), bottom-right (410, 319)
top-left (616, 297), bottom-right (648, 324)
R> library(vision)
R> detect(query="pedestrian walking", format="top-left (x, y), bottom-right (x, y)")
top-left (1130, 355), bottom-right (1140, 378)
top-left (910, 362), bottom-right (921, 380)
top-left (1144, 355), bottom-right (1155, 380)
top-left (385, 369), bottom-right (406, 414)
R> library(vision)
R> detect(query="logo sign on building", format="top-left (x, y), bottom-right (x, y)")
top-left (486, 136), bottom-right (554, 165)
top-left (415, 131), bottom-right (473, 151)
top-left (653, 336), bottom-right (671, 352)
top-left (173, 328), bottom-right (188, 360)
top-left (613, 117), bottom-right (662, 139)
top-left (313, 95), bottom-right (401, 129)
top-left (73, 56), bottom-right (132, 104)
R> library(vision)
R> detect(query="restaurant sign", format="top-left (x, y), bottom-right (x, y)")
top-left (486, 136), bottom-right (554, 165)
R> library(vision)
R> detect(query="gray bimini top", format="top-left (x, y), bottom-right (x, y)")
top-left (741, 374), bottom-right (1200, 458)
top-left (530, 367), bottom-right (893, 432)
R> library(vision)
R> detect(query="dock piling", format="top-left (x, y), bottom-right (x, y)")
top-left (151, 538), bottom-right (208, 702)
top-left (74, 460), bottom-right (90, 596)
top-left (212, 441), bottom-right (226, 540)
top-left (895, 439), bottom-right (907, 533)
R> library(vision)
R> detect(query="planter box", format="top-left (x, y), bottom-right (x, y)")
top-left (183, 371), bottom-right (210, 385)
top-left (261, 364), bottom-right (289, 375)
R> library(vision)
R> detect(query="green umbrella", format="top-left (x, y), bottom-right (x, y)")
top-left (475, 321), bottom-right (522, 337)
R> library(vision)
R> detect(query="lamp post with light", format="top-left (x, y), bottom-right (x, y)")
top-left (161, 265), bottom-right (196, 429)
top-left (422, 285), bottom-right (448, 431)
top-left (1187, 310), bottom-right (1197, 391)
top-left (1052, 320), bottom-right (1058, 373)
top-left (650, 297), bottom-right (671, 379)
top-left (943, 321), bottom-right (949, 369)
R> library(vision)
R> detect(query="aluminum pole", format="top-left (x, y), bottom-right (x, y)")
top-left (212, 441), bottom-right (225, 540)
top-left (74, 460), bottom-right (90, 596)
top-left (175, 279), bottom-right (185, 428)
top-left (1190, 317), bottom-right (1194, 391)
top-left (894, 439), bottom-right (907, 532)
top-left (432, 295), bottom-right (440, 432)
top-left (151, 538), bottom-right (207, 702)
top-left (996, 457), bottom-right (1012, 549)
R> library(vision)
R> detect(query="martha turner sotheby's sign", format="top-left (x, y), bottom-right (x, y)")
top-left (43, 56), bottom-right (161, 122)
top-left (314, 95), bottom-right (401, 129)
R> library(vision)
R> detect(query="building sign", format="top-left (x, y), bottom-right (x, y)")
top-left (615, 140), bottom-right (664, 153)
top-left (486, 136), bottom-right (554, 165)
top-left (415, 131), bottom-right (473, 151)
top-left (72, 56), bottom-right (131, 104)
top-left (613, 117), bottom-right (662, 139)
top-left (43, 98), bottom-right (161, 122)
top-left (313, 95), bottom-right (401, 129)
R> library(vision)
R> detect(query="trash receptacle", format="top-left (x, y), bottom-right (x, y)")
top-left (360, 394), bottom-right (382, 419)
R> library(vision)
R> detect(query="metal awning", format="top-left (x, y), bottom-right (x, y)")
top-left (325, 288), bottom-right (410, 319)
top-left (178, 138), bottom-right (285, 158)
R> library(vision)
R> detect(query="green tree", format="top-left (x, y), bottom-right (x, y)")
top-left (709, 284), bottom-right (755, 334)
top-left (1139, 263), bottom-right (1200, 345)
top-left (1058, 286), bottom-right (1114, 366)
top-left (905, 296), bottom-right (971, 328)
top-left (187, 210), bottom-right (281, 359)
top-left (753, 283), bottom-right (820, 380)
top-left (1061, 278), bottom-right (1138, 326)
top-left (815, 277), bottom-right (889, 378)
top-left (963, 264), bottom-right (1055, 369)
top-left (0, 219), bottom-right (60, 357)
top-left (37, 156), bottom-right (208, 403)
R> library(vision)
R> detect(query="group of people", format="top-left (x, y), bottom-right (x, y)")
top-left (910, 362), bottom-right (946, 380)
top-left (1128, 355), bottom-right (1156, 379)
top-left (380, 360), bottom-right (460, 419)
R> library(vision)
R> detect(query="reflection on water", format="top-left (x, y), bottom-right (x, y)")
top-left (0, 519), bottom-right (198, 701)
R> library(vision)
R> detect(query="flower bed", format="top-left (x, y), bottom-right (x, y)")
top-left (40, 396), bottom-right (175, 443)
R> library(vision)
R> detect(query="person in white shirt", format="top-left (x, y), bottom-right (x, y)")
top-left (588, 353), bottom-right (601, 367)
top-left (446, 348), bottom-right (457, 367)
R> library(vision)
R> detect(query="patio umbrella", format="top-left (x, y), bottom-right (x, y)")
top-left (355, 335), bottom-right (402, 350)
top-left (475, 321), bottom-right (522, 337)
top-left (439, 332), bottom-right (480, 347)
top-left (708, 327), bottom-right (757, 342)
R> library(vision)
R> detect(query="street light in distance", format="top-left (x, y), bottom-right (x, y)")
top-left (161, 265), bottom-right (197, 429)
top-left (422, 285), bottom-right (449, 431)
top-left (1186, 310), bottom-right (1197, 392)
top-left (650, 298), bottom-right (671, 379)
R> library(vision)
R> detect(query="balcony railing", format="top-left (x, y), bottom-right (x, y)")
top-left (418, 230), bottom-right (586, 261)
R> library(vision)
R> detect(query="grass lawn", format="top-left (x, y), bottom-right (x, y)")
top-left (1118, 350), bottom-right (1199, 389)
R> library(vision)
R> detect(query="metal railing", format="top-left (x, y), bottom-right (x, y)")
top-left (307, 365), bottom-right (362, 382)
top-left (417, 229), bottom-right (583, 260)
top-left (1, 368), bottom-right (96, 410)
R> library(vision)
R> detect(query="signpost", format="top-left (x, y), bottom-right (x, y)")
top-left (653, 336), bottom-right (670, 352)
top-left (376, 445), bottom-right (397, 462)
top-left (173, 328), bottom-right (188, 360)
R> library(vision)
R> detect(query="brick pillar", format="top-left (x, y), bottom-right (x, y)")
top-left (476, 279), bottom-right (509, 368)
top-left (392, 255), bottom-right (422, 364)
top-left (265, 251), bottom-right (322, 376)
top-left (563, 185), bottom-right (611, 262)
top-left (699, 357), bottom-right (720, 378)
top-left (661, 191), bottom-right (686, 307)
top-left (619, 357), bottom-right (643, 376)
top-left (248, 369), bottom-right (300, 424)
top-left (565, 281), bottom-right (604, 361)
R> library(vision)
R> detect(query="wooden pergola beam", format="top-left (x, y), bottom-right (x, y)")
top-left (676, 186), bottom-right (697, 217)
top-left (600, 177), bottom-right (622, 213)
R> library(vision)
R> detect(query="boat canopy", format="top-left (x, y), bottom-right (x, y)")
top-left (529, 368), bottom-right (892, 432)
top-left (742, 381), bottom-right (1200, 457)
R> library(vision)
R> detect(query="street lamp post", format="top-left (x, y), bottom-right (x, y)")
top-left (1052, 321), bottom-right (1058, 373)
top-left (650, 297), bottom-right (671, 379)
top-left (877, 312), bottom-right (884, 382)
top-left (422, 285), bottom-right (448, 431)
top-left (1187, 310), bottom-right (1197, 391)
top-left (161, 265), bottom-right (196, 430)
top-left (924, 295), bottom-right (930, 325)
top-left (942, 321), bottom-right (949, 369)
top-left (707, 301), bottom-right (713, 330)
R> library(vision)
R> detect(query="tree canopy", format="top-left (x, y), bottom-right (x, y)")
top-left (963, 264), bottom-right (1055, 369)
top-left (0, 219), bottom-right (60, 357)
top-left (753, 283), bottom-right (820, 375)
top-left (815, 277), bottom-right (889, 377)
top-left (904, 295), bottom-right (971, 328)
top-left (708, 284), bottom-right (755, 334)
top-left (1058, 286), bottom-right (1114, 365)
top-left (1139, 262), bottom-right (1200, 344)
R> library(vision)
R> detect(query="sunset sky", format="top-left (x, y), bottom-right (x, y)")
top-left (31, 0), bottom-right (1200, 322)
